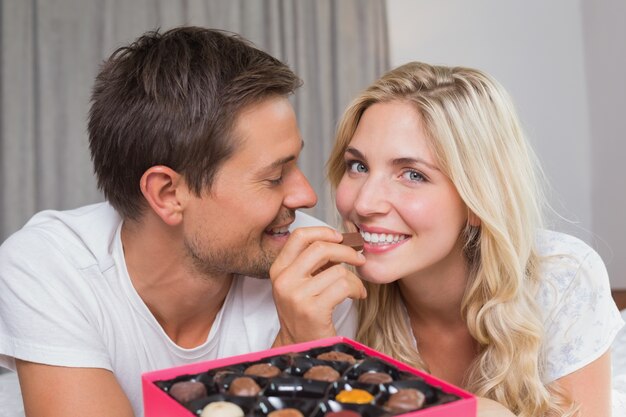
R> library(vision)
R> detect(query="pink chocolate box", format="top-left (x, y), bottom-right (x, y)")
top-left (142, 336), bottom-right (476, 417)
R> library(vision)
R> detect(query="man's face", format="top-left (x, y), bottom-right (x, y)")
top-left (182, 96), bottom-right (317, 278)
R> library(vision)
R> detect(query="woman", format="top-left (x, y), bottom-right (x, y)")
top-left (326, 62), bottom-right (624, 416)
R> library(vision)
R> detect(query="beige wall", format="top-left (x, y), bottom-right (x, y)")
top-left (386, 0), bottom-right (626, 288)
top-left (582, 0), bottom-right (626, 289)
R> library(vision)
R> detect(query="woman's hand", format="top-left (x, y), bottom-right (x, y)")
top-left (270, 227), bottom-right (366, 347)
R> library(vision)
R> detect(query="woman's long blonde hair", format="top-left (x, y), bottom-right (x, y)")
top-left (327, 62), bottom-right (576, 416)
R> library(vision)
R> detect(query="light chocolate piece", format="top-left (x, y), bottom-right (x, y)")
top-left (324, 411), bottom-right (362, 417)
top-left (316, 351), bottom-right (356, 364)
top-left (385, 388), bottom-right (426, 412)
top-left (227, 376), bottom-right (261, 396)
top-left (268, 408), bottom-right (305, 417)
top-left (357, 371), bottom-right (393, 384)
top-left (303, 365), bottom-right (340, 382)
top-left (341, 232), bottom-right (364, 251)
top-left (244, 363), bottom-right (281, 378)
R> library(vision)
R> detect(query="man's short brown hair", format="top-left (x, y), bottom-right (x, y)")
top-left (88, 27), bottom-right (301, 219)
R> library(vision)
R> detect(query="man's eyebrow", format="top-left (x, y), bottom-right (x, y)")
top-left (260, 140), bottom-right (304, 172)
top-left (345, 147), bottom-right (439, 171)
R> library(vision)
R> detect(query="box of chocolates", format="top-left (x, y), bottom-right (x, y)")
top-left (142, 336), bottom-right (476, 417)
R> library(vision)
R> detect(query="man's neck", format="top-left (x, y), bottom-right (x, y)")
top-left (120, 215), bottom-right (233, 348)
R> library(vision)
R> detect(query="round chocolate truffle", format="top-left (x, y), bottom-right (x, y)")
top-left (357, 372), bottom-right (393, 384)
top-left (385, 388), bottom-right (426, 412)
top-left (324, 411), bottom-right (362, 417)
top-left (303, 365), bottom-right (341, 382)
top-left (268, 408), bottom-right (305, 417)
top-left (335, 388), bottom-right (374, 404)
top-left (244, 362), bottom-right (282, 378)
top-left (227, 376), bottom-right (261, 396)
top-left (316, 351), bottom-right (356, 364)
top-left (200, 401), bottom-right (245, 417)
top-left (168, 381), bottom-right (207, 403)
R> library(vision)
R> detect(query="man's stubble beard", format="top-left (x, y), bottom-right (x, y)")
top-left (183, 209), bottom-right (295, 280)
top-left (183, 234), bottom-right (275, 280)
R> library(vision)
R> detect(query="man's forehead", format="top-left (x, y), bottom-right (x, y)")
top-left (256, 139), bottom-right (305, 173)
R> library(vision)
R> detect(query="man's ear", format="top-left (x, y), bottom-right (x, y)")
top-left (140, 166), bottom-right (188, 226)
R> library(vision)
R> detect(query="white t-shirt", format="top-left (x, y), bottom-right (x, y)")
top-left (404, 229), bottom-right (624, 383)
top-left (0, 202), bottom-right (357, 416)
top-left (535, 229), bottom-right (624, 383)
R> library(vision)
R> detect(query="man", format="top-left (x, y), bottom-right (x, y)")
top-left (0, 27), bottom-right (365, 417)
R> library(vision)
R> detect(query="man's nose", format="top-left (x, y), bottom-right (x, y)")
top-left (284, 167), bottom-right (317, 209)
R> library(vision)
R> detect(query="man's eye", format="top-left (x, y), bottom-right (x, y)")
top-left (268, 177), bottom-right (283, 185)
top-left (401, 170), bottom-right (425, 182)
top-left (347, 160), bottom-right (367, 173)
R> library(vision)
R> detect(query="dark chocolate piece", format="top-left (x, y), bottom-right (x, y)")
top-left (324, 411), bottom-right (362, 417)
top-left (385, 388), bottom-right (426, 412)
top-left (316, 351), bottom-right (356, 364)
top-left (357, 371), bottom-right (393, 384)
top-left (302, 365), bottom-right (340, 382)
top-left (227, 376), bottom-right (261, 396)
top-left (244, 363), bottom-right (281, 378)
top-left (168, 380), bottom-right (207, 403)
top-left (341, 232), bottom-right (364, 251)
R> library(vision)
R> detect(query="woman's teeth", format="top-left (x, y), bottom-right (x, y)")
top-left (360, 231), bottom-right (408, 245)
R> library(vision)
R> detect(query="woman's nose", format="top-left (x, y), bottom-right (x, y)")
top-left (353, 176), bottom-right (391, 217)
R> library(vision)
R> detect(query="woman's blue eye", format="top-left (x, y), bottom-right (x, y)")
top-left (348, 161), bottom-right (367, 173)
top-left (402, 170), bottom-right (425, 182)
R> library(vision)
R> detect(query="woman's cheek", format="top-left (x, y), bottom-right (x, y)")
top-left (335, 179), bottom-right (354, 219)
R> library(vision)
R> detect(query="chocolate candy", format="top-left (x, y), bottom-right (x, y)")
top-left (200, 401), bottom-right (245, 417)
top-left (227, 376), bottom-right (261, 396)
top-left (244, 363), bottom-right (282, 378)
top-left (316, 351), bottom-right (356, 364)
top-left (168, 381), bottom-right (207, 403)
top-left (268, 408), bottom-right (305, 417)
top-left (335, 388), bottom-right (374, 404)
top-left (324, 411), bottom-right (362, 417)
top-left (385, 388), bottom-right (426, 412)
top-left (303, 365), bottom-right (340, 382)
top-left (157, 342), bottom-right (461, 413)
top-left (357, 371), bottom-right (393, 384)
top-left (341, 232), bottom-right (364, 251)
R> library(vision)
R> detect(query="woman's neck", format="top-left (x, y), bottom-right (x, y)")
top-left (398, 241), bottom-right (470, 327)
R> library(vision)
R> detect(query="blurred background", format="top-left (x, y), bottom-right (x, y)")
top-left (0, 0), bottom-right (624, 293)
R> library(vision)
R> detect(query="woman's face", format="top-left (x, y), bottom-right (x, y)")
top-left (335, 101), bottom-right (469, 284)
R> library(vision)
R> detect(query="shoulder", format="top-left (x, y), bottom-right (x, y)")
top-left (535, 230), bottom-right (624, 382)
top-left (535, 230), bottom-right (608, 304)
top-left (1, 202), bottom-right (121, 270)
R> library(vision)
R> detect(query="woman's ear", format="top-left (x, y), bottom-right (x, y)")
top-left (140, 166), bottom-right (188, 226)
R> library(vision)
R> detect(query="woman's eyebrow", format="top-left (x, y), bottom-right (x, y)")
top-left (344, 147), bottom-right (364, 159)
top-left (391, 157), bottom-right (440, 171)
